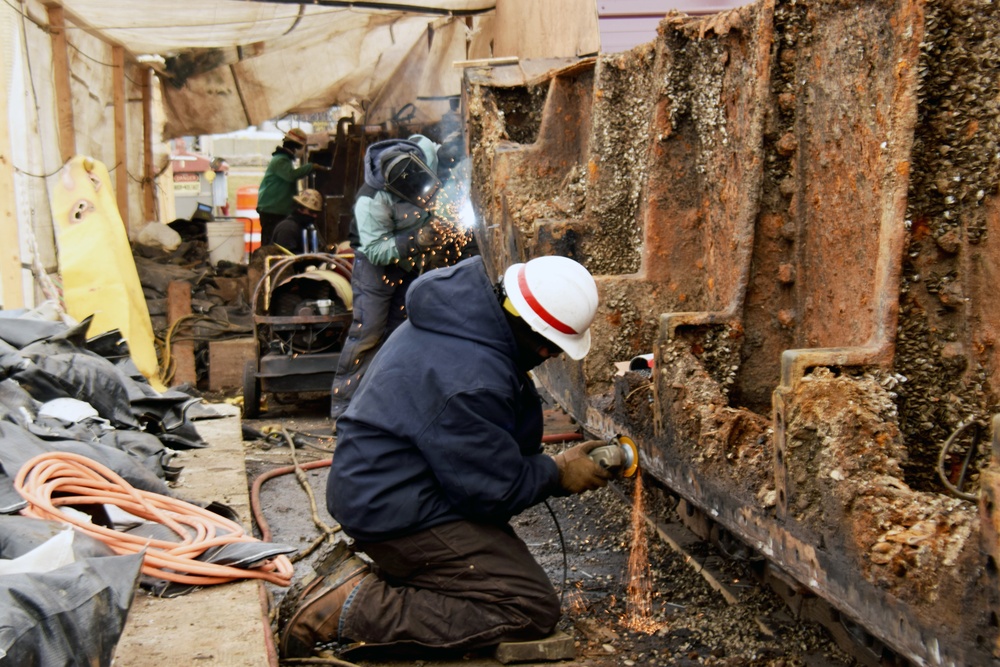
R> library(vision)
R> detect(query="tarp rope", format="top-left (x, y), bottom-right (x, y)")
top-left (14, 451), bottom-right (293, 587)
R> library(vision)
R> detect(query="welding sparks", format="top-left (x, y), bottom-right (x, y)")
top-left (434, 170), bottom-right (478, 231)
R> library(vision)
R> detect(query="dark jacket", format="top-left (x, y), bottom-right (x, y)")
top-left (351, 138), bottom-right (433, 270)
top-left (257, 148), bottom-right (314, 216)
top-left (271, 211), bottom-right (324, 254)
top-left (327, 256), bottom-right (562, 542)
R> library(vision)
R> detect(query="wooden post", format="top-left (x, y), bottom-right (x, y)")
top-left (166, 280), bottom-right (197, 386)
top-left (46, 4), bottom-right (76, 163)
top-left (141, 67), bottom-right (156, 223)
top-left (112, 45), bottom-right (129, 232)
top-left (0, 32), bottom-right (24, 309)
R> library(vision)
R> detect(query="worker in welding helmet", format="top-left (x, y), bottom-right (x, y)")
top-left (381, 148), bottom-right (441, 209)
top-left (271, 189), bottom-right (325, 255)
top-left (256, 128), bottom-right (330, 247)
top-left (281, 254), bottom-right (610, 659)
top-left (328, 134), bottom-right (476, 420)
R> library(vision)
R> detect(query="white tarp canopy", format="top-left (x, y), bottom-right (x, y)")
top-left (1, 0), bottom-right (607, 310)
top-left (58, 0), bottom-right (497, 136)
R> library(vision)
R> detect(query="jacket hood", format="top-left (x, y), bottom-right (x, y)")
top-left (405, 257), bottom-right (515, 356)
top-left (363, 139), bottom-right (422, 189)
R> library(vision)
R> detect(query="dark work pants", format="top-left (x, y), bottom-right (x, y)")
top-left (329, 253), bottom-right (414, 418)
top-left (341, 520), bottom-right (561, 649)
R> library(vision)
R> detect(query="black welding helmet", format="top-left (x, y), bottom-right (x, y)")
top-left (381, 150), bottom-right (442, 210)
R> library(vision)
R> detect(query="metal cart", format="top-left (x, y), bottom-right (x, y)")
top-left (242, 252), bottom-right (354, 418)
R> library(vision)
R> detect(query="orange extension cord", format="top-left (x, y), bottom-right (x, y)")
top-left (14, 452), bottom-right (293, 587)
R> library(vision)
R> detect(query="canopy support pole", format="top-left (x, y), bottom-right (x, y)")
top-left (47, 4), bottom-right (76, 164)
top-left (113, 45), bottom-right (129, 232)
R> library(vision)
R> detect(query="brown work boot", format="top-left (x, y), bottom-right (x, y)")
top-left (279, 545), bottom-right (369, 657)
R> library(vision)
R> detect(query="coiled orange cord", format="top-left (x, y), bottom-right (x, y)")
top-left (14, 451), bottom-right (293, 587)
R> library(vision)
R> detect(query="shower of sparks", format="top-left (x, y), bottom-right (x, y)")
top-left (622, 474), bottom-right (668, 633)
top-left (566, 581), bottom-right (589, 615)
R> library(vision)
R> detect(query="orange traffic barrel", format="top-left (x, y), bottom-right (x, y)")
top-left (236, 185), bottom-right (260, 256)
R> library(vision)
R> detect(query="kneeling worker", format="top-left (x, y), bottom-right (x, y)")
top-left (281, 254), bottom-right (612, 656)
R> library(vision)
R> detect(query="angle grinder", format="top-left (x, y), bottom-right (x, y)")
top-left (587, 435), bottom-right (639, 477)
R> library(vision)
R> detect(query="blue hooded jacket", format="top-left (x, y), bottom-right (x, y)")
top-left (326, 256), bottom-right (563, 541)
top-left (353, 138), bottom-right (438, 269)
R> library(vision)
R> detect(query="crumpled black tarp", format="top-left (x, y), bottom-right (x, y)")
top-left (0, 514), bottom-right (115, 562)
top-left (0, 421), bottom-right (173, 514)
top-left (0, 378), bottom-right (38, 429)
top-left (5, 318), bottom-right (206, 447)
top-left (0, 313), bottom-right (291, 609)
top-left (0, 515), bottom-right (142, 667)
top-left (0, 318), bottom-right (69, 350)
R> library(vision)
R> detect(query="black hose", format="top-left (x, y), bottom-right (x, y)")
top-left (543, 499), bottom-right (569, 608)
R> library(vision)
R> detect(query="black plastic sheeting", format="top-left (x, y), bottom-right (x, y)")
top-left (0, 313), bottom-right (297, 660)
top-left (0, 312), bottom-right (297, 645)
top-left (0, 316), bottom-right (206, 447)
top-left (0, 315), bottom-right (208, 512)
top-left (0, 515), bottom-right (142, 667)
top-left (125, 521), bottom-right (296, 598)
top-left (0, 421), bottom-right (173, 514)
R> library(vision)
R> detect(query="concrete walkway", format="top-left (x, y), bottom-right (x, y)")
top-left (113, 404), bottom-right (273, 666)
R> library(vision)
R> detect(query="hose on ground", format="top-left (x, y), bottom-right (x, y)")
top-left (250, 459), bottom-right (335, 547)
top-left (15, 451), bottom-right (293, 587)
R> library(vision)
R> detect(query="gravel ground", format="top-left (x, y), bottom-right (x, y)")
top-left (519, 468), bottom-right (856, 667)
top-left (237, 395), bottom-right (857, 667)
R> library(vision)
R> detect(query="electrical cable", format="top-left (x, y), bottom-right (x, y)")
top-left (247, 0), bottom-right (495, 16)
top-left (15, 451), bottom-right (294, 586)
top-left (12, 164), bottom-right (65, 179)
top-left (263, 431), bottom-right (337, 454)
top-left (542, 499), bottom-right (569, 608)
top-left (938, 420), bottom-right (982, 501)
top-left (159, 313), bottom-right (252, 383)
top-left (277, 426), bottom-right (340, 546)
top-left (540, 426), bottom-right (583, 608)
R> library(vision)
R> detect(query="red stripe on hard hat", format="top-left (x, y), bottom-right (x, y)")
top-left (517, 265), bottom-right (578, 335)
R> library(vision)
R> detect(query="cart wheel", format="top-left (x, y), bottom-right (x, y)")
top-left (243, 360), bottom-right (261, 419)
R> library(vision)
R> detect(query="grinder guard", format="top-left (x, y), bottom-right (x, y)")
top-left (587, 435), bottom-right (639, 478)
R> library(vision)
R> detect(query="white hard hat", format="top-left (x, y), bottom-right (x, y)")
top-left (503, 256), bottom-right (598, 360)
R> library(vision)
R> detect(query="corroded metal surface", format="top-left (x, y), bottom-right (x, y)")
top-left (466, 0), bottom-right (1000, 664)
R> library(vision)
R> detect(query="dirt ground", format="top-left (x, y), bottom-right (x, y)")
top-left (235, 392), bottom-right (856, 667)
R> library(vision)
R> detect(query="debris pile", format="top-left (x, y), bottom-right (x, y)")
top-left (132, 221), bottom-right (255, 390)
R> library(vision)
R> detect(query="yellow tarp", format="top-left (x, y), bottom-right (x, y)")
top-left (50, 156), bottom-right (165, 391)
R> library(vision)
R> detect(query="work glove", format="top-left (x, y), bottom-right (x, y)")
top-left (552, 440), bottom-right (612, 494)
top-left (416, 222), bottom-right (445, 249)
